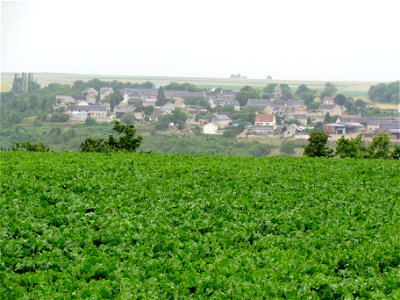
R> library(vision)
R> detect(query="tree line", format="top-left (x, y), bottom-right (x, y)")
top-left (304, 132), bottom-right (400, 159)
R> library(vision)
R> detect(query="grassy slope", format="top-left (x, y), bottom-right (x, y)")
top-left (1, 152), bottom-right (399, 298)
top-left (1, 72), bottom-right (379, 98)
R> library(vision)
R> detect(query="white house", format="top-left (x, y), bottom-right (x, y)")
top-left (203, 123), bottom-right (218, 135)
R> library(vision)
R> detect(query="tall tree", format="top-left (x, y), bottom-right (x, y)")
top-left (320, 82), bottom-right (338, 98)
top-left (156, 86), bottom-right (166, 106)
top-left (304, 131), bottom-right (333, 157)
top-left (235, 85), bottom-right (260, 106)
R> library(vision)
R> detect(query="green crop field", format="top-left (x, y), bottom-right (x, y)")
top-left (1, 72), bottom-right (378, 98)
top-left (1, 152), bottom-right (400, 298)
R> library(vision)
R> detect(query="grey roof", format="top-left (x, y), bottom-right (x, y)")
top-left (165, 91), bottom-right (205, 99)
top-left (289, 114), bottom-right (308, 119)
top-left (215, 114), bottom-right (231, 121)
top-left (246, 99), bottom-right (273, 107)
top-left (250, 126), bottom-right (275, 131)
top-left (114, 106), bottom-right (137, 113)
top-left (213, 99), bottom-right (240, 106)
top-left (380, 122), bottom-right (400, 130)
top-left (151, 109), bottom-right (166, 119)
top-left (70, 104), bottom-right (107, 112)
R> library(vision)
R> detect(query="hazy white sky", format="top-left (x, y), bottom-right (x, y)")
top-left (1, 0), bottom-right (399, 81)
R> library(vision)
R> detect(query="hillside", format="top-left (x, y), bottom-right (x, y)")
top-left (1, 152), bottom-right (399, 298)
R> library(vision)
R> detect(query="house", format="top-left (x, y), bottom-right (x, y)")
top-left (114, 105), bottom-right (144, 120)
top-left (85, 92), bottom-right (97, 104)
top-left (323, 96), bottom-right (335, 105)
top-left (283, 124), bottom-right (300, 138)
top-left (246, 99), bottom-right (274, 111)
top-left (247, 126), bottom-right (275, 136)
top-left (324, 123), bottom-right (363, 135)
top-left (160, 102), bottom-right (177, 113)
top-left (70, 104), bottom-right (109, 119)
top-left (287, 114), bottom-right (308, 126)
top-left (255, 114), bottom-right (276, 128)
top-left (203, 123), bottom-right (218, 135)
top-left (121, 88), bottom-right (157, 100)
top-left (56, 95), bottom-right (75, 105)
top-left (209, 98), bottom-right (240, 111)
top-left (82, 88), bottom-right (98, 104)
top-left (150, 109), bottom-right (167, 122)
top-left (83, 88), bottom-right (99, 97)
top-left (164, 91), bottom-right (206, 101)
top-left (100, 87), bottom-right (113, 101)
top-left (378, 122), bottom-right (400, 139)
top-left (320, 104), bottom-right (346, 116)
top-left (143, 98), bottom-right (157, 107)
top-left (213, 114), bottom-right (232, 128)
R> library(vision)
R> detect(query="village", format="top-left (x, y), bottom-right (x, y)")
top-left (55, 84), bottom-right (400, 141)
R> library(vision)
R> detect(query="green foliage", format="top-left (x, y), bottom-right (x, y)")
top-left (120, 113), bottom-right (137, 125)
top-left (335, 135), bottom-right (368, 158)
top-left (334, 94), bottom-right (346, 105)
top-left (320, 82), bottom-right (338, 98)
top-left (263, 83), bottom-right (276, 93)
top-left (85, 116), bottom-right (97, 126)
top-left (156, 86), bottom-right (166, 106)
top-left (182, 97), bottom-right (208, 108)
top-left (11, 73), bottom-right (40, 93)
top-left (279, 84), bottom-right (292, 100)
top-left (295, 84), bottom-right (315, 103)
top-left (48, 113), bottom-right (70, 123)
top-left (164, 82), bottom-right (201, 92)
top-left (72, 79), bottom-right (154, 92)
top-left (368, 133), bottom-right (391, 159)
top-left (235, 86), bottom-right (260, 106)
top-left (11, 141), bottom-right (49, 152)
top-left (391, 145), bottom-right (400, 159)
top-left (280, 140), bottom-right (297, 155)
top-left (80, 121), bottom-right (142, 152)
top-left (1, 152), bottom-right (400, 298)
top-left (368, 81), bottom-right (399, 103)
top-left (105, 90), bottom-right (123, 110)
top-left (304, 131), bottom-right (333, 157)
top-left (154, 108), bottom-right (187, 131)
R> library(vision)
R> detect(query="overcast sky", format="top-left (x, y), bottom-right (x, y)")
top-left (1, 0), bottom-right (399, 81)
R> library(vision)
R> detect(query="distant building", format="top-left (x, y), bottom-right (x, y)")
top-left (255, 114), bottom-right (276, 128)
top-left (203, 123), bottom-right (218, 135)
top-left (100, 87), bottom-right (113, 101)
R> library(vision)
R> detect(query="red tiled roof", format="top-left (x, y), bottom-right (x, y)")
top-left (255, 114), bottom-right (274, 122)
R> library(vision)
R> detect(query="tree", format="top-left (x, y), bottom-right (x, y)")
top-left (120, 112), bottom-right (137, 125)
top-left (391, 145), bottom-right (400, 159)
top-left (12, 141), bottom-right (49, 152)
top-left (368, 81), bottom-right (399, 103)
top-left (85, 116), bottom-right (97, 126)
top-left (263, 83), bottom-right (277, 94)
top-left (304, 131), bottom-right (333, 157)
top-left (335, 135), bottom-right (367, 158)
top-left (280, 84), bottom-right (292, 100)
top-left (334, 94), bottom-right (346, 105)
top-left (280, 140), bottom-right (296, 155)
top-left (320, 82), bottom-right (338, 98)
top-left (105, 90), bottom-right (123, 110)
top-left (80, 121), bottom-right (142, 152)
top-left (235, 85), bottom-right (260, 106)
top-left (368, 133), bottom-right (390, 159)
top-left (156, 86), bottom-right (166, 106)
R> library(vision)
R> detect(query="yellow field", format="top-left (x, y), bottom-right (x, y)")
top-left (0, 72), bottom-right (382, 98)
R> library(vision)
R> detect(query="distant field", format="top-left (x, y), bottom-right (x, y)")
top-left (1, 72), bottom-right (379, 98)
